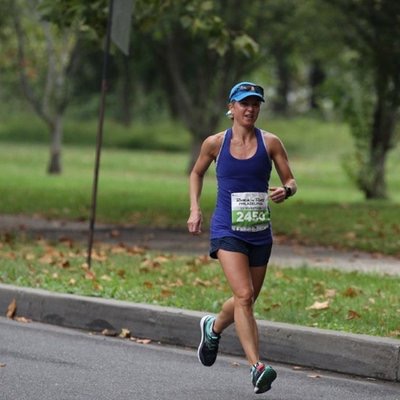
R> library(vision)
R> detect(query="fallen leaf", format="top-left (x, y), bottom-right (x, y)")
top-left (111, 245), bottom-right (128, 254)
top-left (101, 329), bottom-right (118, 337)
top-left (160, 289), bottom-right (173, 298)
top-left (292, 366), bottom-right (303, 370)
top-left (192, 255), bottom-right (212, 266)
top-left (6, 299), bottom-right (17, 319)
top-left (14, 316), bottom-right (31, 323)
top-left (193, 277), bottom-right (213, 287)
top-left (110, 230), bottom-right (120, 238)
top-left (136, 338), bottom-right (151, 344)
top-left (4, 252), bottom-right (16, 260)
top-left (24, 253), bottom-right (36, 261)
top-left (388, 329), bottom-right (400, 338)
top-left (119, 328), bottom-right (131, 338)
top-left (85, 271), bottom-right (96, 280)
top-left (263, 302), bottom-right (282, 312)
top-left (306, 300), bottom-right (330, 310)
top-left (117, 269), bottom-right (126, 278)
top-left (91, 251), bottom-right (107, 262)
top-left (346, 310), bottom-right (361, 320)
top-left (153, 256), bottom-right (171, 264)
top-left (39, 254), bottom-right (54, 264)
top-left (141, 259), bottom-right (161, 269)
top-left (168, 279), bottom-right (183, 288)
top-left (59, 237), bottom-right (74, 247)
top-left (127, 246), bottom-right (146, 255)
top-left (343, 287), bottom-right (359, 298)
top-left (308, 374), bottom-right (321, 379)
top-left (344, 231), bottom-right (357, 240)
top-left (324, 289), bottom-right (337, 299)
top-left (0, 363), bottom-right (6, 368)
top-left (60, 260), bottom-right (70, 268)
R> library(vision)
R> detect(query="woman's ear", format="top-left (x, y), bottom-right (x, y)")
top-left (226, 103), bottom-right (234, 119)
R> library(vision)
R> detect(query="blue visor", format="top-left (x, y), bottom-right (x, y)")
top-left (229, 82), bottom-right (265, 102)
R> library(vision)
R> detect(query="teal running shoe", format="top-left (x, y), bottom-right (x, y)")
top-left (250, 362), bottom-right (277, 394)
top-left (197, 315), bottom-right (220, 366)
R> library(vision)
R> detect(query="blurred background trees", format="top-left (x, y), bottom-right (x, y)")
top-left (0, 0), bottom-right (399, 199)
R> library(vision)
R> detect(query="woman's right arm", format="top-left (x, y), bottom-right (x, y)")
top-left (187, 135), bottom-right (219, 234)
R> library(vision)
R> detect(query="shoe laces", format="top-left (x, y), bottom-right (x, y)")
top-left (251, 362), bottom-right (265, 379)
top-left (205, 323), bottom-right (220, 349)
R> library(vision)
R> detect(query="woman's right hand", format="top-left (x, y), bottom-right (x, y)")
top-left (187, 209), bottom-right (203, 235)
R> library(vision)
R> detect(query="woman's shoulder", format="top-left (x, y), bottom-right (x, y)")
top-left (260, 129), bottom-right (278, 140)
top-left (207, 130), bottom-right (226, 143)
top-left (260, 129), bottom-right (283, 146)
top-left (202, 130), bottom-right (226, 154)
top-left (260, 129), bottom-right (287, 157)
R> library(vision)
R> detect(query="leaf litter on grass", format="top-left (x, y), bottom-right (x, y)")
top-left (1, 237), bottom-right (399, 338)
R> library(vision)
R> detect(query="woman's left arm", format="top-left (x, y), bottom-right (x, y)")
top-left (265, 133), bottom-right (297, 204)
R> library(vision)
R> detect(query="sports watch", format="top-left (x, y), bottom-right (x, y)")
top-left (283, 185), bottom-right (292, 199)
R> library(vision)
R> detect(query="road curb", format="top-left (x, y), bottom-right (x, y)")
top-left (0, 283), bottom-right (399, 382)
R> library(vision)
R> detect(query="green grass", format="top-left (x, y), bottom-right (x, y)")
top-left (0, 123), bottom-right (399, 255)
top-left (1, 238), bottom-right (399, 338)
top-left (1, 114), bottom-right (399, 338)
top-left (0, 112), bottom-right (190, 152)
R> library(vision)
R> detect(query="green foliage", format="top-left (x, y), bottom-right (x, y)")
top-left (1, 0), bottom-right (400, 196)
top-left (338, 75), bottom-right (375, 191)
top-left (320, 0), bottom-right (400, 199)
top-left (39, 0), bottom-right (108, 39)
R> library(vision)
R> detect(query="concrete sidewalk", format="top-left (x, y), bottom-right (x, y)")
top-left (0, 284), bottom-right (399, 382)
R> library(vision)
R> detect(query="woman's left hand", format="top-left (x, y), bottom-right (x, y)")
top-left (269, 187), bottom-right (286, 203)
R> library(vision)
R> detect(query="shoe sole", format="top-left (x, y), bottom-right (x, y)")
top-left (254, 367), bottom-right (277, 394)
top-left (197, 315), bottom-right (212, 366)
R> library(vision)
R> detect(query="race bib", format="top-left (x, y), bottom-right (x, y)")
top-left (231, 192), bottom-right (270, 232)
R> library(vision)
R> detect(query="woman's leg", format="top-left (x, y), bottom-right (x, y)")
top-left (213, 249), bottom-right (267, 365)
top-left (213, 265), bottom-right (266, 333)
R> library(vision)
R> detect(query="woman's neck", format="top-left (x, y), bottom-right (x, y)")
top-left (231, 123), bottom-right (256, 141)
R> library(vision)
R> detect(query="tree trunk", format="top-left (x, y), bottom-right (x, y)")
top-left (47, 115), bottom-right (63, 174)
top-left (118, 56), bottom-right (133, 126)
top-left (365, 147), bottom-right (387, 199)
top-left (272, 50), bottom-right (290, 114)
top-left (309, 60), bottom-right (326, 110)
top-left (186, 113), bottom-right (220, 174)
top-left (363, 90), bottom-right (396, 199)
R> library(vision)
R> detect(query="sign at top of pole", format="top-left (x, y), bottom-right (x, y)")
top-left (111, 0), bottom-right (134, 55)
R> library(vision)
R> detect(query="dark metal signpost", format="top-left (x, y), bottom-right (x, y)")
top-left (87, 0), bottom-right (133, 268)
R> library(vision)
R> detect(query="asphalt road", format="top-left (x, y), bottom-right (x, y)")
top-left (1, 318), bottom-right (399, 400)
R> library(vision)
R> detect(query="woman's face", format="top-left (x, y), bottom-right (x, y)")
top-left (229, 96), bottom-right (261, 126)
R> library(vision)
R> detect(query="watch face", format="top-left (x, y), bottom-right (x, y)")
top-left (284, 186), bottom-right (292, 198)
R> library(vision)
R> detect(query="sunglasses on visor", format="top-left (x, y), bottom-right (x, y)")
top-left (231, 84), bottom-right (264, 97)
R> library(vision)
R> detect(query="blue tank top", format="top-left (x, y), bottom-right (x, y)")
top-left (210, 128), bottom-right (273, 245)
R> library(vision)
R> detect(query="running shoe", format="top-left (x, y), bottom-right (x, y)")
top-left (250, 362), bottom-right (277, 394)
top-left (197, 315), bottom-right (220, 366)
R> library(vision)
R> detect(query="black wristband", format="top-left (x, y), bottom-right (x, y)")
top-left (283, 185), bottom-right (292, 199)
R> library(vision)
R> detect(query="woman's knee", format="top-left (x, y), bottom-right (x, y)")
top-left (234, 289), bottom-right (255, 308)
